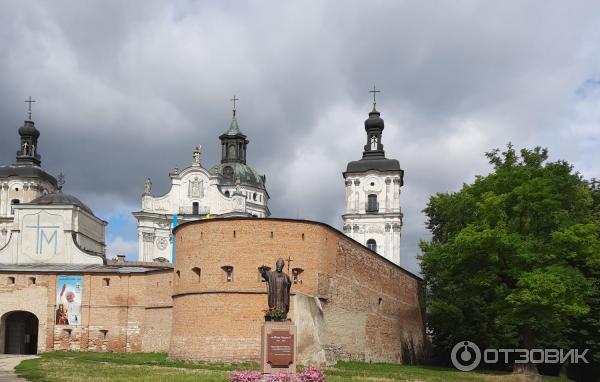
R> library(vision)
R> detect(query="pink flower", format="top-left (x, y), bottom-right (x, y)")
top-left (229, 367), bottom-right (326, 382)
top-left (298, 367), bottom-right (326, 382)
top-left (229, 370), bottom-right (262, 382)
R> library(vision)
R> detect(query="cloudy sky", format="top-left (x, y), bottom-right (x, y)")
top-left (1, 1), bottom-right (600, 275)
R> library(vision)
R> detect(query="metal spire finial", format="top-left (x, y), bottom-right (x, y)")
top-left (368, 85), bottom-right (380, 109)
top-left (24, 96), bottom-right (36, 120)
top-left (230, 95), bottom-right (239, 117)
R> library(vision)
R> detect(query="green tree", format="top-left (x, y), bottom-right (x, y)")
top-left (420, 145), bottom-right (600, 375)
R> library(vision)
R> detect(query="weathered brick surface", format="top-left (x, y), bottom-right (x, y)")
top-left (0, 274), bottom-right (49, 353)
top-left (141, 271), bottom-right (173, 352)
top-left (170, 218), bottom-right (425, 364)
top-left (0, 270), bottom-right (173, 354)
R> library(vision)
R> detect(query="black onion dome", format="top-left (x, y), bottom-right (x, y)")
top-left (31, 193), bottom-right (94, 215)
top-left (344, 104), bottom-right (403, 179)
top-left (18, 120), bottom-right (40, 138)
top-left (364, 108), bottom-right (384, 131)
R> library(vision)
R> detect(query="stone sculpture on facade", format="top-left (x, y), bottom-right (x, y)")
top-left (144, 177), bottom-right (152, 195)
top-left (193, 144), bottom-right (201, 165)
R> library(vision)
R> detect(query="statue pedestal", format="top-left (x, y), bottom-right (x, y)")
top-left (261, 321), bottom-right (297, 374)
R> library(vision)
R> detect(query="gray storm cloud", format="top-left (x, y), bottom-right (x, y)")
top-left (1, 1), bottom-right (599, 274)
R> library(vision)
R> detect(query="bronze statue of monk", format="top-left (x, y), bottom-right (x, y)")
top-left (261, 258), bottom-right (292, 319)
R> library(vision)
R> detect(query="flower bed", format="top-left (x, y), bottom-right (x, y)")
top-left (229, 367), bottom-right (326, 382)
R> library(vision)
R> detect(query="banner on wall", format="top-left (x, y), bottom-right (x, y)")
top-left (55, 275), bottom-right (83, 326)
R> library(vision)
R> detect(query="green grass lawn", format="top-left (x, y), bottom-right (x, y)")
top-left (15, 352), bottom-right (567, 382)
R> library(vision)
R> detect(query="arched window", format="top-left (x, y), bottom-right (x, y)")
top-left (228, 145), bottom-right (236, 160)
top-left (192, 267), bottom-right (201, 282)
top-left (192, 202), bottom-right (199, 215)
top-left (367, 194), bottom-right (378, 212)
top-left (253, 192), bottom-right (257, 201)
top-left (366, 239), bottom-right (377, 252)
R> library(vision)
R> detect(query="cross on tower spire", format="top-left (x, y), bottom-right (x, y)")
top-left (24, 96), bottom-right (36, 120)
top-left (368, 85), bottom-right (380, 109)
top-left (57, 173), bottom-right (65, 191)
top-left (230, 95), bottom-right (239, 116)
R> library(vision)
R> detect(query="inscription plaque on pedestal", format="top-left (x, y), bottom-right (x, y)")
top-left (267, 330), bottom-right (294, 367)
top-left (261, 321), bottom-right (297, 373)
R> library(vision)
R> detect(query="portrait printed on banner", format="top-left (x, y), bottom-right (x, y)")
top-left (55, 275), bottom-right (83, 326)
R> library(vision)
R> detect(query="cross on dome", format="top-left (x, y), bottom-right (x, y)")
top-left (24, 96), bottom-right (36, 120)
top-left (368, 85), bottom-right (380, 109)
top-left (230, 95), bottom-right (239, 116)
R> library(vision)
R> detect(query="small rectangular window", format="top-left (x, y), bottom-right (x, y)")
top-left (28, 277), bottom-right (36, 285)
top-left (100, 329), bottom-right (108, 340)
top-left (63, 329), bottom-right (72, 338)
top-left (7, 276), bottom-right (15, 285)
top-left (103, 278), bottom-right (110, 287)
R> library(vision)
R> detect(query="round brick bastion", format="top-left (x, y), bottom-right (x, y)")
top-left (168, 217), bottom-right (426, 365)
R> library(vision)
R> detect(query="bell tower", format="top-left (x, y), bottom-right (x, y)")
top-left (342, 87), bottom-right (404, 264)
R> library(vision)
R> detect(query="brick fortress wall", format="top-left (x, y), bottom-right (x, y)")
top-left (0, 217), bottom-right (425, 364)
top-left (0, 270), bottom-right (173, 354)
top-left (169, 218), bottom-right (426, 364)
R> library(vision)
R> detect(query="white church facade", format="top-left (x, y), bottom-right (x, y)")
top-left (132, 110), bottom-right (270, 262)
top-left (342, 101), bottom-right (404, 265)
top-left (0, 115), bottom-right (106, 266)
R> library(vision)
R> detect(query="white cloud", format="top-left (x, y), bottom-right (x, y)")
top-left (106, 236), bottom-right (138, 261)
